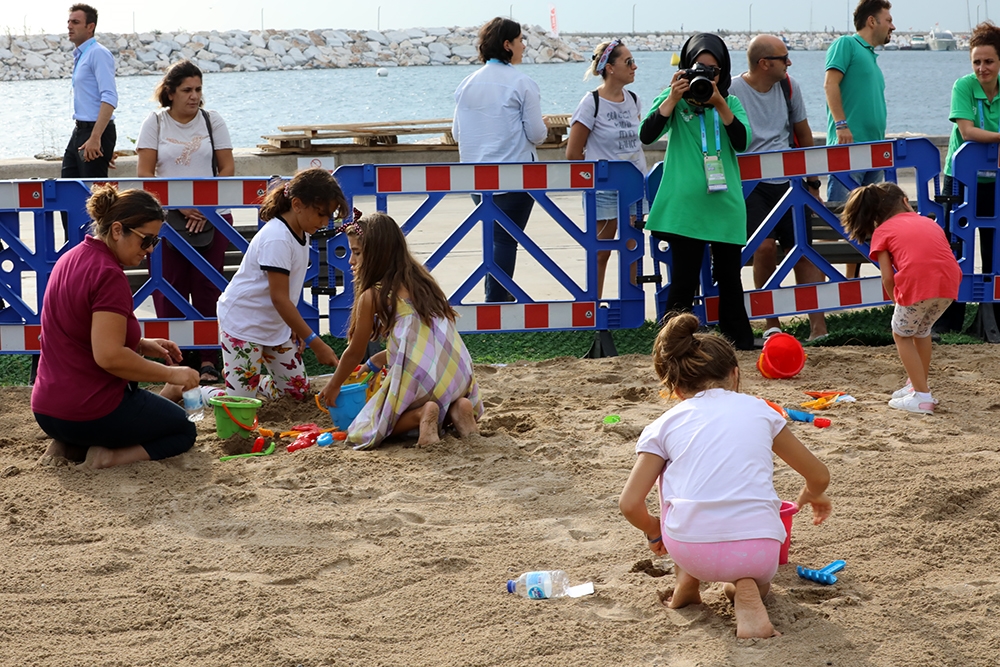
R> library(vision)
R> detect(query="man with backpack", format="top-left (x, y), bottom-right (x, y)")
top-left (729, 34), bottom-right (828, 340)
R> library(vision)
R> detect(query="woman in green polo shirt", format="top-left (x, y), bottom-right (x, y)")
top-left (639, 33), bottom-right (754, 349)
top-left (937, 21), bottom-right (1000, 332)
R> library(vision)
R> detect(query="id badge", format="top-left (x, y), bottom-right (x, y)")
top-left (704, 155), bottom-right (728, 193)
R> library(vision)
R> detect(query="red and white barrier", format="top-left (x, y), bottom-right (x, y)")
top-left (705, 277), bottom-right (889, 322)
top-left (0, 182), bottom-right (44, 209)
top-left (376, 163), bottom-right (597, 193)
top-left (738, 143), bottom-right (894, 181)
top-left (0, 179), bottom-right (269, 210)
top-left (454, 302), bottom-right (597, 333)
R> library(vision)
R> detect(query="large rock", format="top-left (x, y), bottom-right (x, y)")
top-left (267, 38), bottom-right (286, 55)
top-left (216, 54), bottom-right (240, 67)
top-left (175, 33), bottom-right (191, 44)
top-left (365, 30), bottom-right (389, 45)
top-left (384, 30), bottom-right (409, 43)
top-left (280, 54), bottom-right (296, 67)
top-left (427, 41), bottom-right (451, 55)
top-left (323, 30), bottom-right (351, 43)
top-left (240, 55), bottom-right (265, 70)
top-left (136, 49), bottom-right (159, 64)
top-left (22, 52), bottom-right (45, 69)
top-left (287, 47), bottom-right (308, 64)
top-left (426, 27), bottom-right (450, 36)
top-left (152, 40), bottom-right (178, 55)
top-left (138, 32), bottom-right (156, 44)
top-left (452, 44), bottom-right (477, 59)
top-left (405, 28), bottom-right (426, 39)
top-left (197, 58), bottom-right (221, 72)
top-left (249, 33), bottom-right (266, 49)
top-left (208, 41), bottom-right (232, 55)
top-left (430, 50), bottom-right (450, 63)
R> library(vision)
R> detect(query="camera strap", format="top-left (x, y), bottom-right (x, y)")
top-left (699, 110), bottom-right (728, 193)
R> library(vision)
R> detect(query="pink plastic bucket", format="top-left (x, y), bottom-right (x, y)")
top-left (779, 501), bottom-right (800, 565)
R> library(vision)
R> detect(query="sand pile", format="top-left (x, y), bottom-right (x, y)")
top-left (1, 345), bottom-right (999, 666)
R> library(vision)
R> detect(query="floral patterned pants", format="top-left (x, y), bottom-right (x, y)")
top-left (219, 329), bottom-right (310, 400)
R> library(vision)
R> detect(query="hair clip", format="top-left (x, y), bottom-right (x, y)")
top-left (284, 182), bottom-right (292, 198)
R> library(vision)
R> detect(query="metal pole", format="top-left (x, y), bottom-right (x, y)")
top-left (260, 8), bottom-right (264, 31)
top-left (377, 6), bottom-right (381, 31)
top-left (632, 4), bottom-right (636, 34)
top-left (749, 4), bottom-right (753, 34)
top-left (510, 4), bottom-right (513, 18)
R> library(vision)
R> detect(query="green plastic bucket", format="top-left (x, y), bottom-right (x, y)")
top-left (208, 395), bottom-right (262, 439)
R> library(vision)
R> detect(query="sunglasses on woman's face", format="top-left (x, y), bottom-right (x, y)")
top-left (126, 227), bottom-right (161, 250)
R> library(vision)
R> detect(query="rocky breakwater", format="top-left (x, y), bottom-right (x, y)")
top-left (0, 24), bottom-right (583, 81)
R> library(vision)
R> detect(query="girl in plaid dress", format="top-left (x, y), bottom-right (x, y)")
top-left (320, 213), bottom-right (483, 449)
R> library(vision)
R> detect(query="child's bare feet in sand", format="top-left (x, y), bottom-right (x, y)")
top-left (661, 566), bottom-right (702, 608)
top-left (78, 445), bottom-right (150, 470)
top-left (416, 402), bottom-right (441, 447)
top-left (446, 398), bottom-right (479, 438)
top-left (38, 440), bottom-right (85, 466)
top-left (732, 578), bottom-right (779, 638)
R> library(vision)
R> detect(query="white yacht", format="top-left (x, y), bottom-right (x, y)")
top-left (909, 34), bottom-right (929, 50)
top-left (928, 29), bottom-right (958, 51)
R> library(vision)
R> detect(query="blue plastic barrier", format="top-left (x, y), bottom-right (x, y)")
top-left (325, 160), bottom-right (647, 337)
top-left (645, 138), bottom-right (944, 324)
top-left (944, 140), bottom-right (1000, 304)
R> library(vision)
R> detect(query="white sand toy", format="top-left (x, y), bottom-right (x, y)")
top-left (796, 560), bottom-right (845, 585)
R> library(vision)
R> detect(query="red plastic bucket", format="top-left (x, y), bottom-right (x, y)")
top-left (779, 500), bottom-right (800, 565)
top-left (757, 333), bottom-right (806, 379)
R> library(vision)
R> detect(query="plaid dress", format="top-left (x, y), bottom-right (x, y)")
top-left (348, 300), bottom-right (483, 450)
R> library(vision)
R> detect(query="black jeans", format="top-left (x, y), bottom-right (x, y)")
top-left (472, 192), bottom-right (534, 302)
top-left (34, 383), bottom-right (196, 461)
top-left (61, 120), bottom-right (116, 179)
top-left (653, 231), bottom-right (754, 350)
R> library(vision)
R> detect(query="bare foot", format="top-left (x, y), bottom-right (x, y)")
top-left (733, 578), bottom-right (780, 638)
top-left (160, 383), bottom-right (183, 403)
top-left (662, 566), bottom-right (702, 608)
top-left (416, 402), bottom-right (441, 447)
top-left (37, 440), bottom-right (85, 466)
top-left (725, 581), bottom-right (770, 603)
top-left (446, 398), bottom-right (479, 438)
top-left (78, 446), bottom-right (115, 470)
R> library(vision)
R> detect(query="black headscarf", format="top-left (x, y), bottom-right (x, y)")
top-left (678, 33), bottom-right (732, 98)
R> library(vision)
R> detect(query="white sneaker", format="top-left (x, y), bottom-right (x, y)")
top-left (888, 393), bottom-right (935, 415)
top-left (891, 380), bottom-right (913, 400)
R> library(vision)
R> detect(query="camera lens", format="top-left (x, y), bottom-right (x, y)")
top-left (688, 77), bottom-right (714, 104)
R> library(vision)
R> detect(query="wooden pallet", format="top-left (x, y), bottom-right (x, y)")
top-left (257, 115), bottom-right (572, 154)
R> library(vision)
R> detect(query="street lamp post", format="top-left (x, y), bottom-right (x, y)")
top-left (749, 4), bottom-right (753, 34)
top-left (632, 4), bottom-right (637, 34)
top-left (377, 6), bottom-right (381, 31)
top-left (510, 4), bottom-right (514, 18)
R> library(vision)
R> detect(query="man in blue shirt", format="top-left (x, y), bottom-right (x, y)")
top-left (63, 3), bottom-right (118, 179)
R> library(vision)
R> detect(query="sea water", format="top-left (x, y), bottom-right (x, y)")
top-left (0, 49), bottom-right (973, 160)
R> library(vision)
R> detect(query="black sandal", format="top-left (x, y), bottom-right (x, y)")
top-left (199, 364), bottom-right (222, 385)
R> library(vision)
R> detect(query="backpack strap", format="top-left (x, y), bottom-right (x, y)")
top-left (201, 109), bottom-right (219, 177)
top-left (779, 75), bottom-right (796, 148)
top-left (593, 89), bottom-right (639, 117)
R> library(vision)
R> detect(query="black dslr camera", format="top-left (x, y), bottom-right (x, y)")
top-left (679, 63), bottom-right (720, 104)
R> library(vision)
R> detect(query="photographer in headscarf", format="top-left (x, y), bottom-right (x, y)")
top-left (640, 33), bottom-right (754, 350)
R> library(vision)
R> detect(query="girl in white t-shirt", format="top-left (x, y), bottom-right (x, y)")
top-left (216, 169), bottom-right (347, 400)
top-left (619, 313), bottom-right (832, 639)
top-left (567, 38), bottom-right (647, 298)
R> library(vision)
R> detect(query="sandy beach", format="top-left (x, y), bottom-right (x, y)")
top-left (2, 342), bottom-right (999, 666)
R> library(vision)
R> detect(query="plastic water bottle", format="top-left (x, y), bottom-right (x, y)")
top-left (506, 570), bottom-right (571, 599)
top-left (182, 387), bottom-right (205, 422)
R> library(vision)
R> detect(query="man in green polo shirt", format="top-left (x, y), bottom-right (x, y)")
top-left (824, 0), bottom-right (895, 203)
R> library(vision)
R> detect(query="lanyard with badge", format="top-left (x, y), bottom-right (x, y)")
top-left (700, 109), bottom-right (727, 193)
top-left (978, 98), bottom-right (997, 180)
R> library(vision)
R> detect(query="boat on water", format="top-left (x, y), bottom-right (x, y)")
top-left (909, 34), bottom-right (929, 50)
top-left (928, 29), bottom-right (957, 51)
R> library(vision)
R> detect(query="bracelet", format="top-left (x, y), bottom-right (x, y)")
top-left (835, 119), bottom-right (849, 130)
top-left (366, 358), bottom-right (380, 374)
top-left (646, 534), bottom-right (663, 544)
top-left (304, 332), bottom-right (318, 346)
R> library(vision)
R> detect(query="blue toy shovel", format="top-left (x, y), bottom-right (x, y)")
top-left (796, 560), bottom-right (846, 585)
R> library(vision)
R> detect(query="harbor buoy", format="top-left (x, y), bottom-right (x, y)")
top-left (377, 68), bottom-right (389, 77)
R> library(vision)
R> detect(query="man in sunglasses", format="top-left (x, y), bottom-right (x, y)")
top-left (729, 34), bottom-right (828, 341)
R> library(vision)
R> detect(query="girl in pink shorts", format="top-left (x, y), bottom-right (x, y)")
top-left (841, 183), bottom-right (962, 415)
top-left (619, 313), bottom-right (832, 639)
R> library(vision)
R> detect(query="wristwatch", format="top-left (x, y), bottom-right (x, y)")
top-left (804, 178), bottom-right (822, 189)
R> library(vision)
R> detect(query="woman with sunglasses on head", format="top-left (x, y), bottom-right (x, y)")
top-left (31, 185), bottom-right (201, 469)
top-left (137, 60), bottom-right (235, 384)
top-left (640, 33), bottom-right (755, 350)
top-left (567, 39), bottom-right (647, 298)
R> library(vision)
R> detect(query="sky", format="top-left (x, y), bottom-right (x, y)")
top-left (3, 0), bottom-right (987, 37)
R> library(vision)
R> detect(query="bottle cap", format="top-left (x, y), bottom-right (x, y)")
top-left (506, 580), bottom-right (516, 594)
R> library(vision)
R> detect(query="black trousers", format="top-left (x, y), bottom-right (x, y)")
top-left (653, 231), bottom-right (755, 350)
top-left (61, 119), bottom-right (116, 179)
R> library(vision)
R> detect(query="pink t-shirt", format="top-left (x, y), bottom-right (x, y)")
top-left (868, 212), bottom-right (962, 306)
top-left (31, 235), bottom-right (141, 420)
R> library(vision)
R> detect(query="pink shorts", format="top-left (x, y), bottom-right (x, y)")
top-left (662, 534), bottom-right (781, 585)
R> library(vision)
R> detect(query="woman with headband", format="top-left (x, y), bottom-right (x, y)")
top-left (567, 39), bottom-right (647, 299)
top-left (639, 33), bottom-right (755, 350)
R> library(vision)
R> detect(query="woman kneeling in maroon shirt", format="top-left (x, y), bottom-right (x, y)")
top-left (32, 185), bottom-right (201, 469)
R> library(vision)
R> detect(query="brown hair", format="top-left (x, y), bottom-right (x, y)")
top-left (477, 17), bottom-right (523, 63)
top-left (259, 168), bottom-right (349, 222)
top-left (652, 312), bottom-right (739, 397)
top-left (970, 21), bottom-right (1000, 53)
top-left (69, 3), bottom-right (98, 26)
top-left (853, 0), bottom-right (891, 31)
top-left (346, 213), bottom-right (456, 341)
top-left (840, 182), bottom-right (909, 243)
top-left (154, 60), bottom-right (203, 108)
top-left (587, 39), bottom-right (626, 79)
top-left (86, 184), bottom-right (164, 242)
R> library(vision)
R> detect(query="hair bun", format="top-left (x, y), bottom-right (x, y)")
top-left (661, 312), bottom-right (700, 357)
top-left (86, 184), bottom-right (119, 223)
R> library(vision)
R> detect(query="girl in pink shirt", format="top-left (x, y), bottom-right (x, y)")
top-left (842, 183), bottom-right (962, 414)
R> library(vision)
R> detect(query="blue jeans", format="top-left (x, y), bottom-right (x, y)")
top-left (827, 169), bottom-right (884, 204)
top-left (34, 383), bottom-right (196, 461)
top-left (472, 192), bottom-right (534, 302)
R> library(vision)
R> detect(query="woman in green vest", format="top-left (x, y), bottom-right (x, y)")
top-left (639, 33), bottom-right (754, 350)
